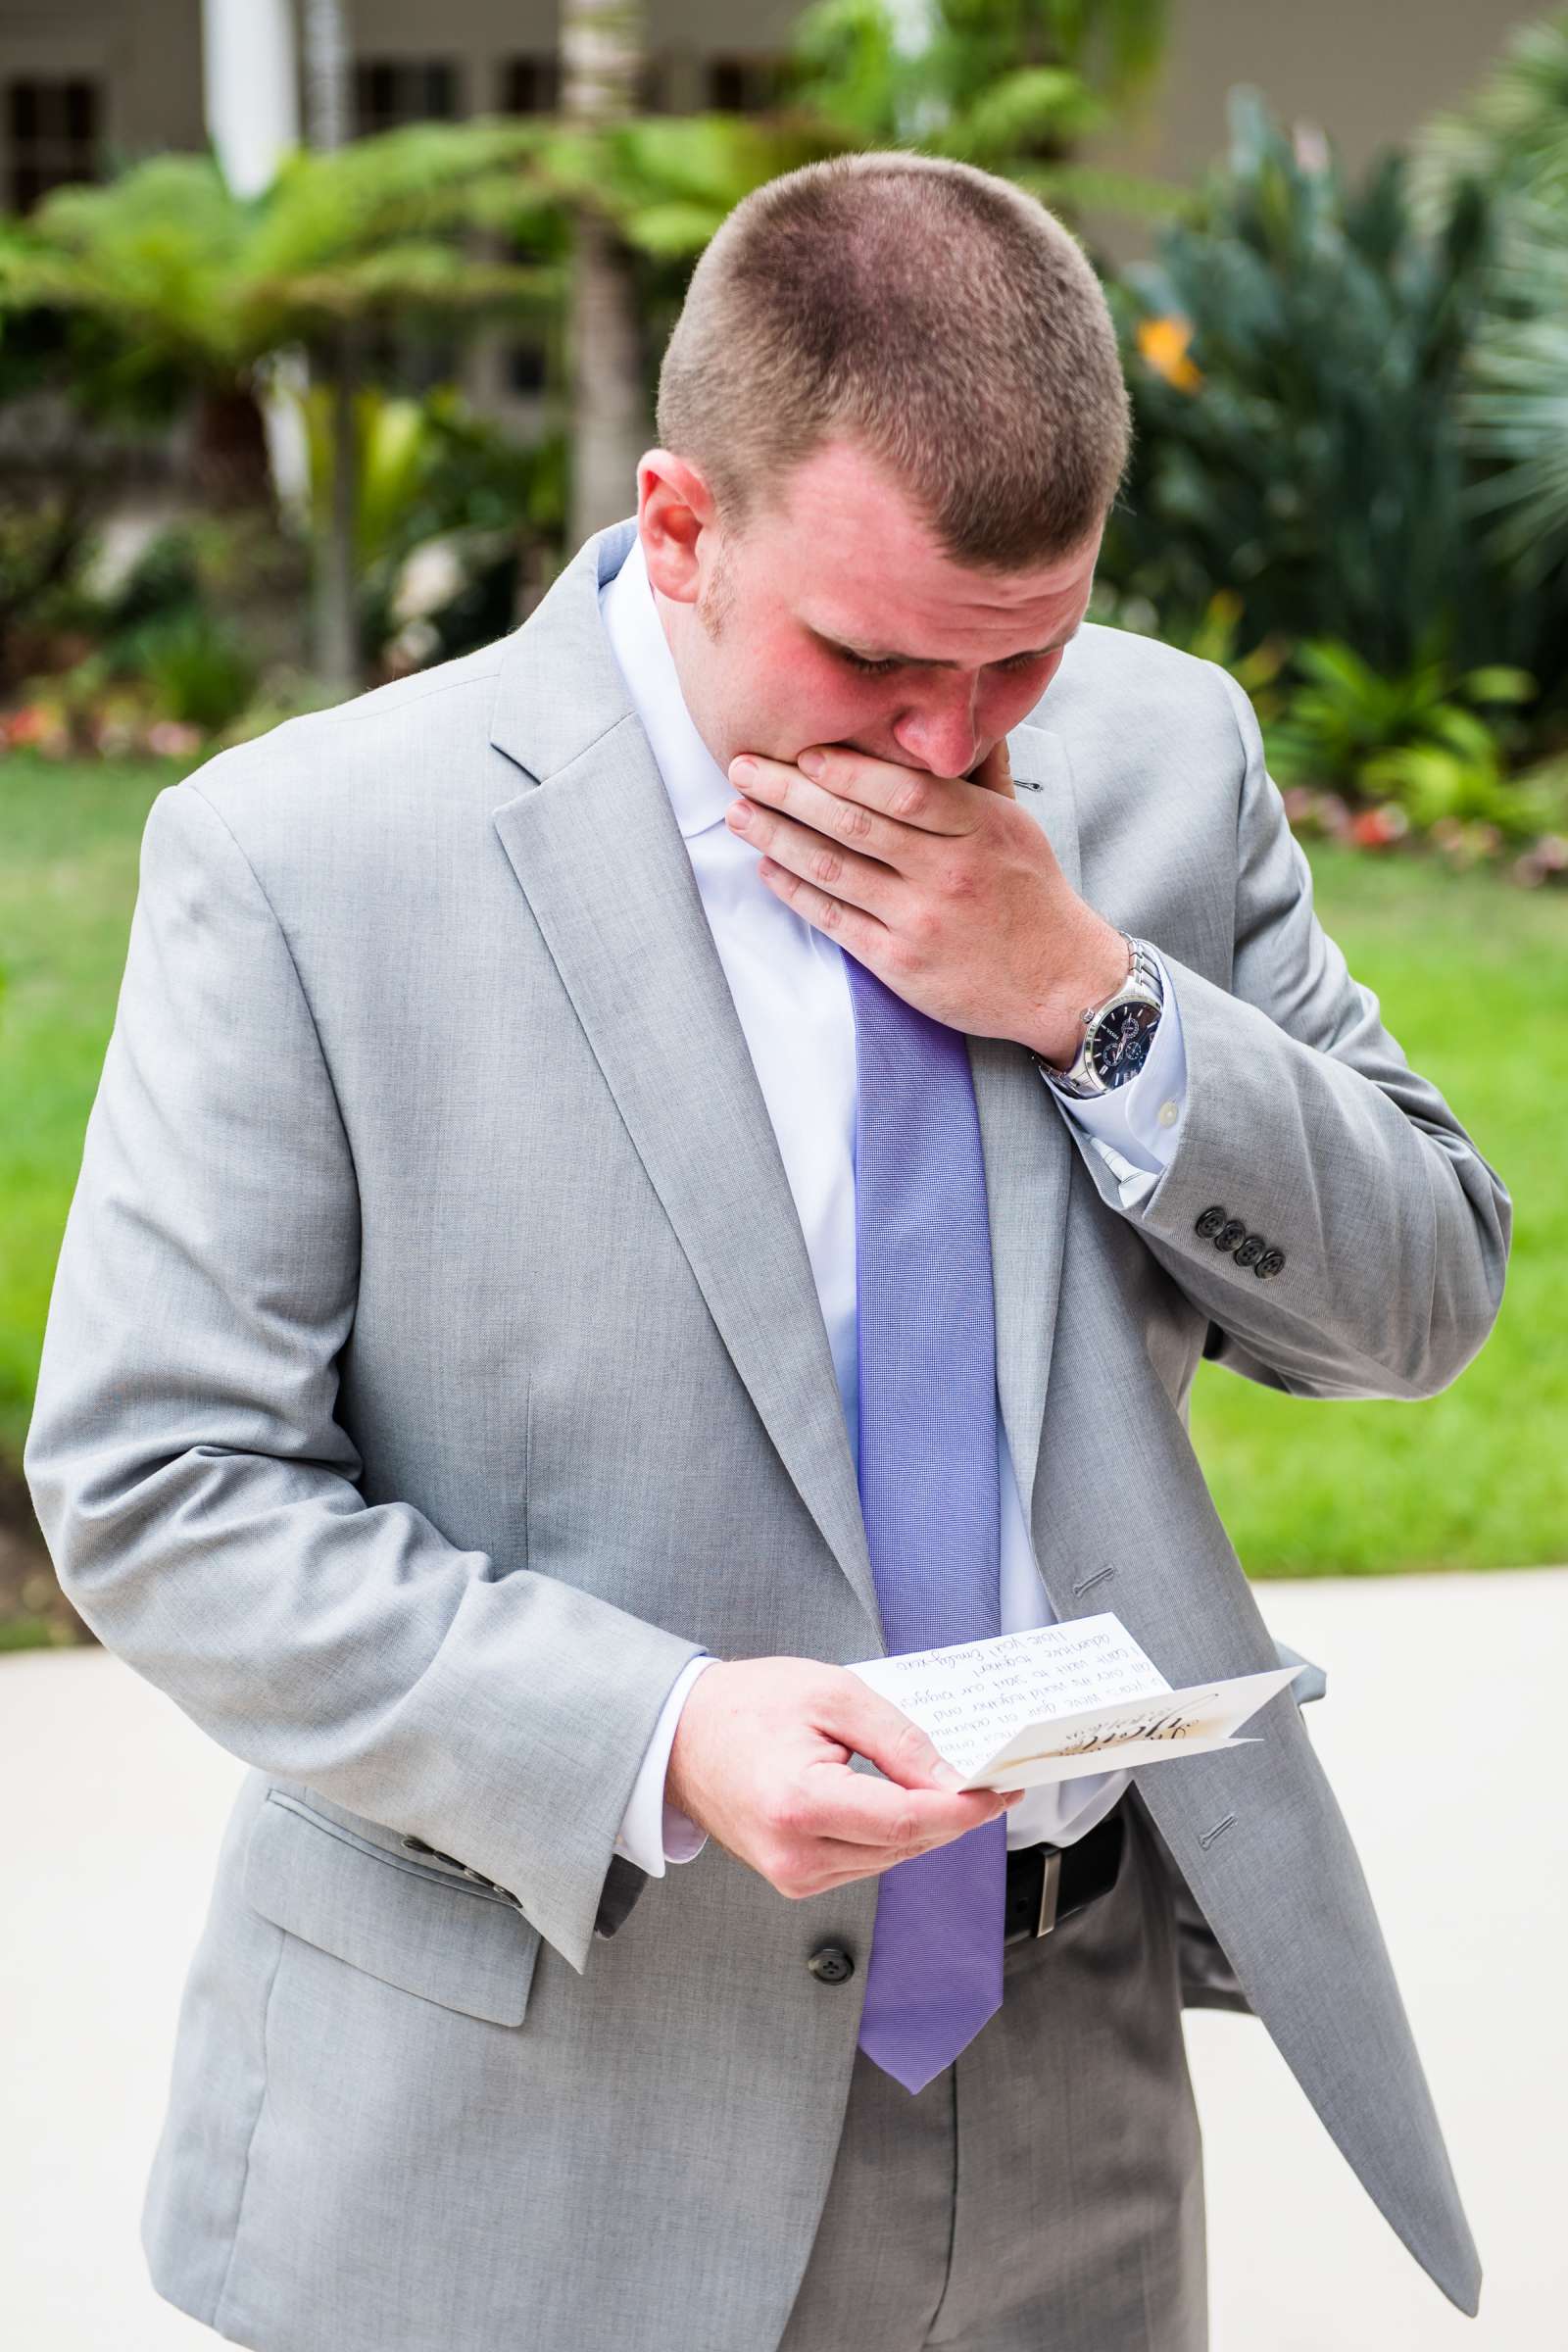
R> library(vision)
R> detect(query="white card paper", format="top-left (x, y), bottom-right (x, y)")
top-left (845, 1613), bottom-right (1302, 1790)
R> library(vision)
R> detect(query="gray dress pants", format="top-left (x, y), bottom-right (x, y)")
top-left (774, 1792), bottom-right (1206, 2352)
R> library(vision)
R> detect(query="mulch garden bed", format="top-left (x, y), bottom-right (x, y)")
top-left (0, 1459), bottom-right (91, 1647)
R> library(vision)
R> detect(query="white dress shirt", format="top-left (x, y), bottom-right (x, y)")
top-left (598, 532), bottom-right (1189, 1877)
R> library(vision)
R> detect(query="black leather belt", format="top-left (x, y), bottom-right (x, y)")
top-left (1003, 1801), bottom-right (1126, 1944)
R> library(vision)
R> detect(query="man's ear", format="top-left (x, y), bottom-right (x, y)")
top-left (638, 450), bottom-right (719, 610)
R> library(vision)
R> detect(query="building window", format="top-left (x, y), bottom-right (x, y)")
top-left (508, 339), bottom-right (549, 398)
top-left (497, 56), bottom-right (562, 401)
top-left (350, 61), bottom-right (464, 392)
top-left (352, 59), bottom-right (461, 137)
top-left (706, 56), bottom-right (788, 114)
top-left (6, 77), bottom-right (101, 212)
top-left (502, 52), bottom-right (668, 115)
top-left (500, 56), bottom-right (561, 117)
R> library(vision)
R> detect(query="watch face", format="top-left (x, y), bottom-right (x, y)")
top-left (1091, 1001), bottom-right (1160, 1089)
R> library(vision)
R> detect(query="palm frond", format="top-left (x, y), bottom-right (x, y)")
top-left (248, 249), bottom-right (563, 332)
top-left (248, 120), bottom-right (551, 277)
top-left (934, 68), bottom-right (1107, 165)
top-left (1411, 10), bottom-right (1568, 225)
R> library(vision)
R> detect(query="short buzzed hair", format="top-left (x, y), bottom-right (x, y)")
top-left (656, 150), bottom-right (1132, 571)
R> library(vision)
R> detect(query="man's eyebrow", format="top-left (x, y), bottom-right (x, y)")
top-left (809, 620), bottom-right (1082, 668)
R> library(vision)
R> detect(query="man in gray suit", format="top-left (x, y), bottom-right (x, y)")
top-left (24, 153), bottom-right (1507, 2350)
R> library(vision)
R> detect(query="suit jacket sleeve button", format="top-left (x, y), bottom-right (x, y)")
top-left (1195, 1205), bottom-right (1226, 1240)
top-left (1254, 1248), bottom-right (1286, 1279)
top-left (808, 1943), bottom-right (856, 1984)
top-left (1234, 1234), bottom-right (1264, 1269)
top-left (1216, 1219), bottom-right (1248, 1252)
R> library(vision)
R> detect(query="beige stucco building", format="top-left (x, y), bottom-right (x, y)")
top-left (1, 1), bottom-right (1543, 231)
top-left (0, 0), bottom-right (804, 210)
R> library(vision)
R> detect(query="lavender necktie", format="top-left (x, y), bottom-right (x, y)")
top-left (843, 950), bottom-right (1006, 2096)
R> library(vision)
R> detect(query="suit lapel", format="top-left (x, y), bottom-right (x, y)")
top-left (490, 524), bottom-right (880, 1634)
top-left (487, 523), bottom-right (1081, 1639)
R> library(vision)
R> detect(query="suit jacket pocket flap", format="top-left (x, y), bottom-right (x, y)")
top-left (244, 1790), bottom-right (541, 2026)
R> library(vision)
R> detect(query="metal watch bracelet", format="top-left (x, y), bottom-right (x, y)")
top-left (1033, 931), bottom-right (1162, 1099)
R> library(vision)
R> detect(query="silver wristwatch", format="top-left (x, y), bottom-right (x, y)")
top-left (1032, 933), bottom-right (1164, 1100)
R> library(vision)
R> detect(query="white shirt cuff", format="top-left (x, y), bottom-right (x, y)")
top-left (1041, 946), bottom-right (1188, 1209)
top-left (612, 1652), bottom-right (718, 1877)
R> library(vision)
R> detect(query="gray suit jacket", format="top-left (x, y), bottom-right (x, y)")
top-left (24, 516), bottom-right (1509, 2350)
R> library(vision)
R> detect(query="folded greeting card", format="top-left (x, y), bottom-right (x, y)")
top-left (845, 1612), bottom-right (1302, 1790)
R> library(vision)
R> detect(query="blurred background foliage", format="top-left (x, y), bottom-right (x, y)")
top-left (1106, 94), bottom-right (1503, 678)
top-left (0, 4), bottom-right (1564, 856)
top-left (1100, 71), bottom-right (1568, 861)
top-left (1413, 15), bottom-right (1568, 587)
top-left (1, 1), bottom-right (1565, 1640)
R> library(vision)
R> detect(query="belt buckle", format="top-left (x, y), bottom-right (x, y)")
top-left (1035, 1847), bottom-right (1062, 1937)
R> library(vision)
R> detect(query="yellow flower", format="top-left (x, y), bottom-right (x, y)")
top-left (1136, 315), bottom-right (1203, 393)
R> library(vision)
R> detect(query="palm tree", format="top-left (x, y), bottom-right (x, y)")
top-left (301, 0), bottom-right (358, 688)
top-left (0, 0), bottom-right (1184, 680)
top-left (1412, 12), bottom-right (1568, 589)
top-left (0, 125), bottom-right (563, 674)
top-left (561, 0), bottom-right (653, 540)
top-left (782, 0), bottom-right (1182, 223)
top-left (547, 0), bottom-right (1184, 546)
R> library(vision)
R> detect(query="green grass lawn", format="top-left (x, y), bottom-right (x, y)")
top-left (2, 753), bottom-right (1563, 1582)
top-left (1190, 842), bottom-right (1566, 1576)
top-left (1, 758), bottom-right (188, 1472)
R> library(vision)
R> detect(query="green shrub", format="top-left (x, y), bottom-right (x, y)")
top-left (0, 488), bottom-right (98, 685)
top-left (299, 385), bottom-right (566, 670)
top-left (1102, 86), bottom-right (1567, 704)
top-left (128, 610), bottom-right (258, 733)
top-left (1365, 725), bottom-right (1568, 839)
top-left (1261, 638), bottom-right (1536, 783)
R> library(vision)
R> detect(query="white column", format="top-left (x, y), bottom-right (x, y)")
top-left (201, 0), bottom-right (301, 200)
top-left (886, 0), bottom-right (943, 141)
top-left (201, 0), bottom-right (310, 516)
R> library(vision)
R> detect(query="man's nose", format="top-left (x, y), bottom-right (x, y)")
top-left (890, 677), bottom-right (982, 778)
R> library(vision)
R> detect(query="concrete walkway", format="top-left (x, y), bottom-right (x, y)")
top-left (3, 1569), bottom-right (1563, 2349)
